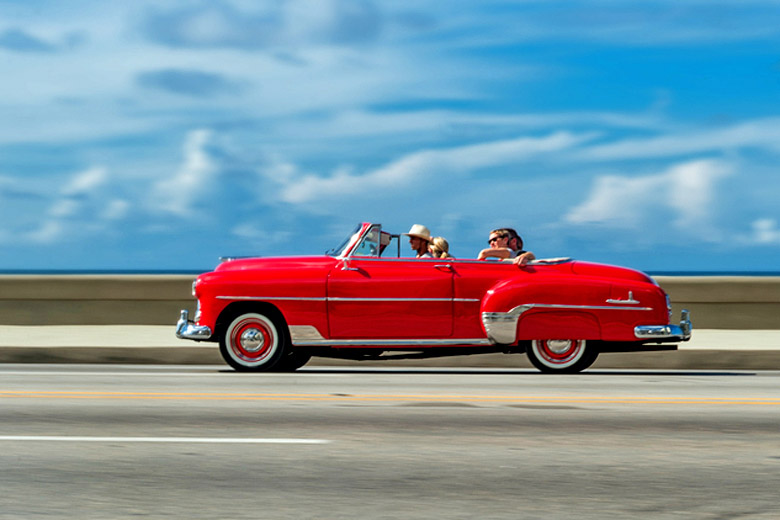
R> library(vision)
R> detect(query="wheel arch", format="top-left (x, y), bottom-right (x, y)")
top-left (215, 301), bottom-right (289, 342)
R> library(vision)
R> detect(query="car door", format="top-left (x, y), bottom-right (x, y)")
top-left (327, 256), bottom-right (454, 340)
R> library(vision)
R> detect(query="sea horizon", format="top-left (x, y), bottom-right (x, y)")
top-left (1, 269), bottom-right (779, 277)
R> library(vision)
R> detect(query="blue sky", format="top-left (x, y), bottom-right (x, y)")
top-left (2, 0), bottom-right (780, 272)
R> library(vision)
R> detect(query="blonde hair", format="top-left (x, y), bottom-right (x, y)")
top-left (429, 236), bottom-right (453, 258)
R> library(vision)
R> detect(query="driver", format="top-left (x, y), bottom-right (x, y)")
top-left (404, 224), bottom-right (433, 258)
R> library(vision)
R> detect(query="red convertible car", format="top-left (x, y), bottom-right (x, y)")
top-left (176, 222), bottom-right (691, 373)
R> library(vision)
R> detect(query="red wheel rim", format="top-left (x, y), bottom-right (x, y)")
top-left (227, 315), bottom-right (277, 365)
top-left (533, 339), bottom-right (585, 367)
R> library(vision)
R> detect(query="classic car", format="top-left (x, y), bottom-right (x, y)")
top-left (176, 222), bottom-right (691, 373)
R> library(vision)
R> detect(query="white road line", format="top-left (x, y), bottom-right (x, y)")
top-left (0, 436), bottom-right (330, 444)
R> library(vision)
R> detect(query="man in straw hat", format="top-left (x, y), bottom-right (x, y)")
top-left (404, 224), bottom-right (433, 258)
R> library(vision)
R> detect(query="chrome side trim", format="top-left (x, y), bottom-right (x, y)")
top-left (175, 310), bottom-right (212, 341)
top-left (528, 257), bottom-right (572, 265)
top-left (512, 303), bottom-right (653, 314)
top-left (635, 310), bottom-right (692, 341)
top-left (217, 296), bottom-right (328, 302)
top-left (216, 296), bottom-right (480, 303)
top-left (292, 338), bottom-right (492, 347)
top-left (329, 297), bottom-right (451, 302)
top-left (289, 325), bottom-right (326, 342)
top-left (334, 255), bottom-right (575, 266)
top-left (481, 302), bottom-right (654, 345)
top-left (481, 312), bottom-right (520, 345)
top-left (606, 291), bottom-right (640, 304)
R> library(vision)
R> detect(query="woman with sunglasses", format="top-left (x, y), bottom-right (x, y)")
top-left (477, 228), bottom-right (536, 265)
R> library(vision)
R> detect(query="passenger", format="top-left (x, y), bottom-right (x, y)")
top-left (505, 228), bottom-right (537, 266)
top-left (477, 227), bottom-right (536, 265)
top-left (429, 236), bottom-right (454, 259)
top-left (404, 224), bottom-right (433, 258)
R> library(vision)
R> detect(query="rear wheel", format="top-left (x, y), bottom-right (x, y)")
top-left (219, 312), bottom-right (287, 371)
top-left (527, 339), bottom-right (598, 373)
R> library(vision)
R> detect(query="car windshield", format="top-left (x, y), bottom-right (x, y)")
top-left (326, 224), bottom-right (364, 257)
top-left (352, 225), bottom-right (381, 257)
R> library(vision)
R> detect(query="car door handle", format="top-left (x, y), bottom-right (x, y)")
top-left (434, 264), bottom-right (453, 272)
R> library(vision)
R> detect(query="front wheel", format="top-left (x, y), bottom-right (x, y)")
top-left (219, 312), bottom-right (287, 371)
top-left (527, 339), bottom-right (598, 373)
top-left (271, 349), bottom-right (312, 372)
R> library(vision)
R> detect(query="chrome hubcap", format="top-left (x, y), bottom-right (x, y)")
top-left (547, 340), bottom-right (572, 354)
top-left (240, 328), bottom-right (265, 352)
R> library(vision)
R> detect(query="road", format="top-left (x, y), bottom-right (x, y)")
top-left (1, 365), bottom-right (779, 519)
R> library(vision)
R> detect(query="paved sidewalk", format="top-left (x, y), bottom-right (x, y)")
top-left (1, 326), bottom-right (779, 369)
top-left (3, 326), bottom-right (780, 349)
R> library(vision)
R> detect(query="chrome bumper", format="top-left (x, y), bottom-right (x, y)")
top-left (634, 310), bottom-right (692, 342)
top-left (175, 310), bottom-right (212, 341)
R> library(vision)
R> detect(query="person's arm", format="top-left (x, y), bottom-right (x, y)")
top-left (513, 251), bottom-right (536, 266)
top-left (477, 247), bottom-right (513, 260)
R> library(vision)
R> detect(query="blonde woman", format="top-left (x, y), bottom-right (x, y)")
top-left (429, 236), bottom-right (453, 259)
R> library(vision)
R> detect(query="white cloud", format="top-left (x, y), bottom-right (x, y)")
top-left (17, 165), bottom-right (124, 245)
top-left (565, 159), bottom-right (733, 233)
top-left (26, 220), bottom-right (64, 244)
top-left (150, 129), bottom-right (216, 217)
top-left (580, 118), bottom-right (780, 161)
top-left (750, 218), bottom-right (780, 244)
top-left (565, 175), bottom-right (660, 229)
top-left (49, 199), bottom-right (79, 218)
top-left (277, 131), bottom-right (596, 203)
top-left (270, 109), bottom-right (666, 143)
top-left (451, 1), bottom-right (780, 47)
top-left (62, 166), bottom-right (107, 195)
top-left (101, 199), bottom-right (130, 220)
top-left (667, 160), bottom-right (733, 226)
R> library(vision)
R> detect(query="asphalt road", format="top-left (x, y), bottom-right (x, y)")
top-left (1, 365), bottom-right (779, 519)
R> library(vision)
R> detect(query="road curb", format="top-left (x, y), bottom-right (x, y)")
top-left (2, 346), bottom-right (780, 370)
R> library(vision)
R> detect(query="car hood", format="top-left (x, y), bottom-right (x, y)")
top-left (213, 255), bottom-right (338, 272)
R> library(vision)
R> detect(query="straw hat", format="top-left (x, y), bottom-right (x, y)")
top-left (403, 224), bottom-right (431, 242)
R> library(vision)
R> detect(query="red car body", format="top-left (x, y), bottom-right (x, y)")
top-left (176, 222), bottom-right (691, 373)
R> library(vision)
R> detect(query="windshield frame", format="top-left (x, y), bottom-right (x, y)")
top-left (326, 223), bottom-right (370, 258)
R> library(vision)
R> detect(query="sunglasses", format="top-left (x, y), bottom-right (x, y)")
top-left (488, 234), bottom-right (507, 244)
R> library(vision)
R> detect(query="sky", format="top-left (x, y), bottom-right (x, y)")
top-left (2, 0), bottom-right (780, 273)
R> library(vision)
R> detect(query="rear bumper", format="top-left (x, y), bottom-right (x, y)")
top-left (634, 310), bottom-right (692, 342)
top-left (175, 310), bottom-right (213, 341)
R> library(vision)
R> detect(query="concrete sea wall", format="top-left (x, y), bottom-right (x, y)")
top-left (1, 275), bottom-right (779, 329)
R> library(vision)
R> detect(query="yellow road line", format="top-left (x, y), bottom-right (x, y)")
top-left (1, 390), bottom-right (779, 406)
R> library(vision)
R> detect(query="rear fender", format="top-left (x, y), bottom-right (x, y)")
top-left (516, 311), bottom-right (601, 340)
top-left (480, 277), bottom-right (610, 344)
